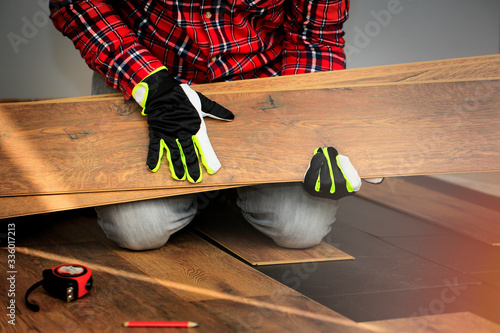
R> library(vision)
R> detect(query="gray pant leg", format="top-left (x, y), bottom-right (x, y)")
top-left (237, 183), bottom-right (338, 249)
top-left (96, 196), bottom-right (197, 250)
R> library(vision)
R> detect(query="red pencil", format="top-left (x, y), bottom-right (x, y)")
top-left (123, 321), bottom-right (199, 328)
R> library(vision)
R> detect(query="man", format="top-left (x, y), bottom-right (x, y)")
top-left (49, 0), bottom-right (361, 251)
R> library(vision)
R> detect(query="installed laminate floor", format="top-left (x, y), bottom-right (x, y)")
top-left (2, 186), bottom-right (500, 332)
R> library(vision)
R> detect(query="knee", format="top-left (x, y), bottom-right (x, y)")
top-left (97, 213), bottom-right (172, 251)
top-left (264, 198), bottom-right (338, 249)
top-left (271, 219), bottom-right (334, 249)
top-left (241, 208), bottom-right (336, 249)
top-left (95, 196), bottom-right (197, 251)
top-left (238, 184), bottom-right (339, 249)
top-left (111, 229), bottom-right (171, 251)
top-left (122, 240), bottom-right (169, 251)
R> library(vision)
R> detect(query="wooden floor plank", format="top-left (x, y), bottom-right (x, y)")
top-left (96, 220), bottom-right (363, 331)
top-left (5, 309), bottom-right (92, 333)
top-left (1, 55), bottom-right (499, 219)
top-left (359, 311), bottom-right (500, 333)
top-left (6, 188), bottom-right (500, 331)
top-left (1, 245), bottom-right (93, 332)
top-left (193, 206), bottom-right (354, 265)
top-left (1, 242), bottom-right (231, 332)
top-left (0, 185), bottom-right (239, 219)
top-left (195, 54), bottom-right (500, 94)
top-left (2, 214), bottom-right (361, 332)
top-left (192, 294), bottom-right (367, 333)
top-left (10, 215), bottom-right (292, 303)
top-left (112, 231), bottom-right (308, 302)
top-left (36, 54), bottom-right (500, 99)
top-left (1, 216), bottom-right (228, 332)
top-left (1, 79), bottom-right (499, 198)
top-left (357, 177), bottom-right (500, 246)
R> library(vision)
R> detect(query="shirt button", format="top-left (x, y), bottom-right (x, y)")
top-left (210, 56), bottom-right (218, 62)
top-left (205, 12), bottom-right (212, 19)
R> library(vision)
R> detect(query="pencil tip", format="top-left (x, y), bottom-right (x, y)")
top-left (188, 322), bottom-right (199, 328)
top-left (122, 322), bottom-right (129, 327)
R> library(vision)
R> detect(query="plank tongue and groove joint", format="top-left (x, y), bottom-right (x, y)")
top-left (0, 54), bottom-right (499, 218)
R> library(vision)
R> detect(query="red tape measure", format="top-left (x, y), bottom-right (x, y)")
top-left (25, 264), bottom-right (93, 312)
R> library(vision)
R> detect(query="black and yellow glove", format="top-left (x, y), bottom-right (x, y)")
top-left (132, 67), bottom-right (234, 183)
top-left (303, 147), bottom-right (362, 200)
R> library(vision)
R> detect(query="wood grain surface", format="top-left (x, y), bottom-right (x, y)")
top-left (3, 182), bottom-right (499, 332)
top-left (2, 79), bottom-right (499, 197)
top-left (2, 214), bottom-right (359, 332)
top-left (195, 54), bottom-right (500, 93)
top-left (3, 240), bottom-right (232, 332)
top-left (0, 186), bottom-right (239, 219)
top-left (36, 54), bottom-right (499, 100)
top-left (193, 294), bottom-right (365, 333)
top-left (1, 55), bottom-right (499, 218)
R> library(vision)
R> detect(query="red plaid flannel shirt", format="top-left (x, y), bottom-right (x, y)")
top-left (50, 0), bottom-right (349, 99)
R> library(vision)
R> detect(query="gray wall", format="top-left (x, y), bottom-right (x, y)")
top-left (1, 0), bottom-right (499, 100)
top-left (345, 0), bottom-right (500, 68)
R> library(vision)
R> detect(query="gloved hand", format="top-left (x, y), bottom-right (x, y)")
top-left (132, 67), bottom-right (234, 183)
top-left (302, 147), bottom-right (362, 200)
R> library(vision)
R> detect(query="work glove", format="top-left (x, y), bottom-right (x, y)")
top-left (132, 67), bottom-right (234, 183)
top-left (303, 147), bottom-right (362, 200)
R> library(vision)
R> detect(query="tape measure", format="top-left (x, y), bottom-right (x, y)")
top-left (25, 264), bottom-right (93, 312)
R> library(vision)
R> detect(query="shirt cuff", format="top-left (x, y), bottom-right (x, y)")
top-left (105, 44), bottom-right (164, 100)
top-left (282, 43), bottom-right (346, 75)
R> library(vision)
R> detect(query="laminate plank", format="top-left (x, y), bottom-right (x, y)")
top-left (111, 231), bottom-right (303, 302)
top-left (1, 80), bottom-right (499, 198)
top-left (1, 55), bottom-right (499, 218)
top-left (0, 214), bottom-right (229, 332)
top-left (4, 310), bottom-right (92, 333)
top-left (32, 54), bottom-right (500, 100)
top-left (1, 241), bottom-right (231, 332)
top-left (193, 206), bottom-right (354, 265)
top-left (0, 246), bottom-right (92, 332)
top-left (3, 212), bottom-right (360, 331)
top-left (359, 312), bottom-right (500, 333)
top-left (192, 294), bottom-right (367, 333)
top-left (357, 177), bottom-right (500, 245)
top-left (0, 186), bottom-right (238, 219)
top-left (195, 54), bottom-right (500, 94)
top-left (1, 213), bottom-right (233, 332)
top-left (113, 232), bottom-right (367, 329)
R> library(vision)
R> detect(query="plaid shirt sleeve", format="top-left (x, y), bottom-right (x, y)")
top-left (282, 0), bottom-right (349, 75)
top-left (49, 0), bottom-right (164, 99)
